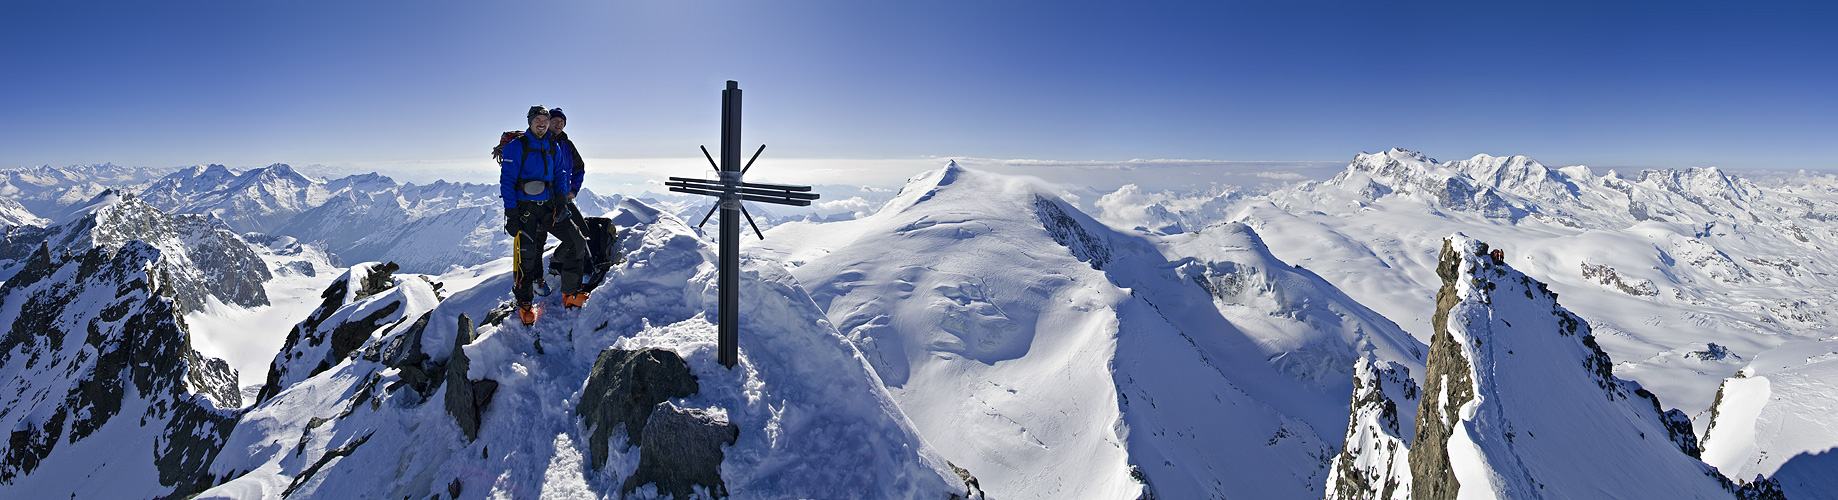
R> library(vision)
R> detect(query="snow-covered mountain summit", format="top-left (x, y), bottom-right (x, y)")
top-left (147, 163), bottom-right (330, 234)
top-left (0, 191), bottom-right (271, 314)
top-left (756, 164), bottom-right (1425, 499)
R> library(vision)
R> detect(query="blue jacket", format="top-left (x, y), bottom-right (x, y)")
top-left (499, 130), bottom-right (570, 209)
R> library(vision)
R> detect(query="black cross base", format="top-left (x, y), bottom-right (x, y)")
top-left (664, 81), bottom-right (819, 369)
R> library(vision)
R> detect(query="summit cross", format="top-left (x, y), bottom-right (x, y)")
top-left (665, 80), bottom-right (820, 369)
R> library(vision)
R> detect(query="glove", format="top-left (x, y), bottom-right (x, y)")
top-left (504, 208), bottom-right (517, 236)
top-left (555, 202), bottom-right (570, 222)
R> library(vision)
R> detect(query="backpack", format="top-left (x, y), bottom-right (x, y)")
top-left (579, 216), bottom-right (623, 292)
top-left (491, 131), bottom-right (525, 161)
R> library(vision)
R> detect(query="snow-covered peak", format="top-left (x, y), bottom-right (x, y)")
top-left (51, 187), bottom-right (125, 223)
top-left (325, 172), bottom-right (398, 196)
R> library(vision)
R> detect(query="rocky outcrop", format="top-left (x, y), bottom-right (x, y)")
top-left (0, 241), bottom-right (238, 499)
top-left (1580, 261), bottom-right (1658, 296)
top-left (1406, 239), bottom-right (1475, 500)
top-left (443, 314), bottom-right (496, 441)
top-left (622, 402), bottom-right (739, 498)
top-left (1035, 195), bottom-right (1113, 270)
top-left (576, 348), bottom-right (701, 470)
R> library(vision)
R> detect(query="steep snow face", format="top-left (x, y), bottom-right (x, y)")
top-left (0, 193), bottom-right (271, 314)
top-left (198, 199), bottom-right (960, 499)
top-left (1700, 340), bottom-right (1838, 497)
top-left (1247, 149), bottom-right (1838, 435)
top-left (1406, 235), bottom-right (1727, 499)
top-left (757, 165), bottom-right (1425, 499)
top-left (0, 241), bottom-right (239, 500)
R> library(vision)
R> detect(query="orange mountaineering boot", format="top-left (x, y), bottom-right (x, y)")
top-left (563, 292), bottom-right (589, 309)
top-left (518, 302), bottom-right (541, 325)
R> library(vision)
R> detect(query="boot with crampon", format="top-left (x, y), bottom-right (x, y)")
top-left (563, 292), bottom-right (590, 309)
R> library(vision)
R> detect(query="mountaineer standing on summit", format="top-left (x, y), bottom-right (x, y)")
top-left (500, 105), bottom-right (590, 329)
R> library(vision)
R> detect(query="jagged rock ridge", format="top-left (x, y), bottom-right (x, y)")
top-left (0, 241), bottom-right (239, 499)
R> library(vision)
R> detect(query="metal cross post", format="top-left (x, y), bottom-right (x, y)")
top-left (665, 80), bottom-right (820, 369)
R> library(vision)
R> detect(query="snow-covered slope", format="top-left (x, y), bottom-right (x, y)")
top-left (756, 165), bottom-right (1424, 499)
top-left (142, 164), bottom-right (244, 214)
top-left (194, 199), bottom-right (963, 499)
top-left (0, 192), bottom-right (272, 314)
top-left (0, 241), bottom-right (240, 499)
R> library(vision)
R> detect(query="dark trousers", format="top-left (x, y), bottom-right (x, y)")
top-left (551, 201), bottom-right (599, 272)
top-left (511, 199), bottom-right (586, 304)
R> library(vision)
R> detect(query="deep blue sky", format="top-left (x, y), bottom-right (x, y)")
top-left (2, 0), bottom-right (1833, 180)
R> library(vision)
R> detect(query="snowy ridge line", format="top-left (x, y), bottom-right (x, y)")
top-left (1392, 234), bottom-right (1782, 500)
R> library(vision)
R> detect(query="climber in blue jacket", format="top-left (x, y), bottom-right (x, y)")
top-left (500, 105), bottom-right (589, 330)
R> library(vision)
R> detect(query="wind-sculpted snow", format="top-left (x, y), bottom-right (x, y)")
top-left (0, 192), bottom-right (271, 315)
top-left (196, 198), bottom-right (961, 499)
top-left (251, 261), bottom-right (438, 406)
top-left (759, 165), bottom-right (1426, 499)
top-left (0, 241), bottom-right (239, 499)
